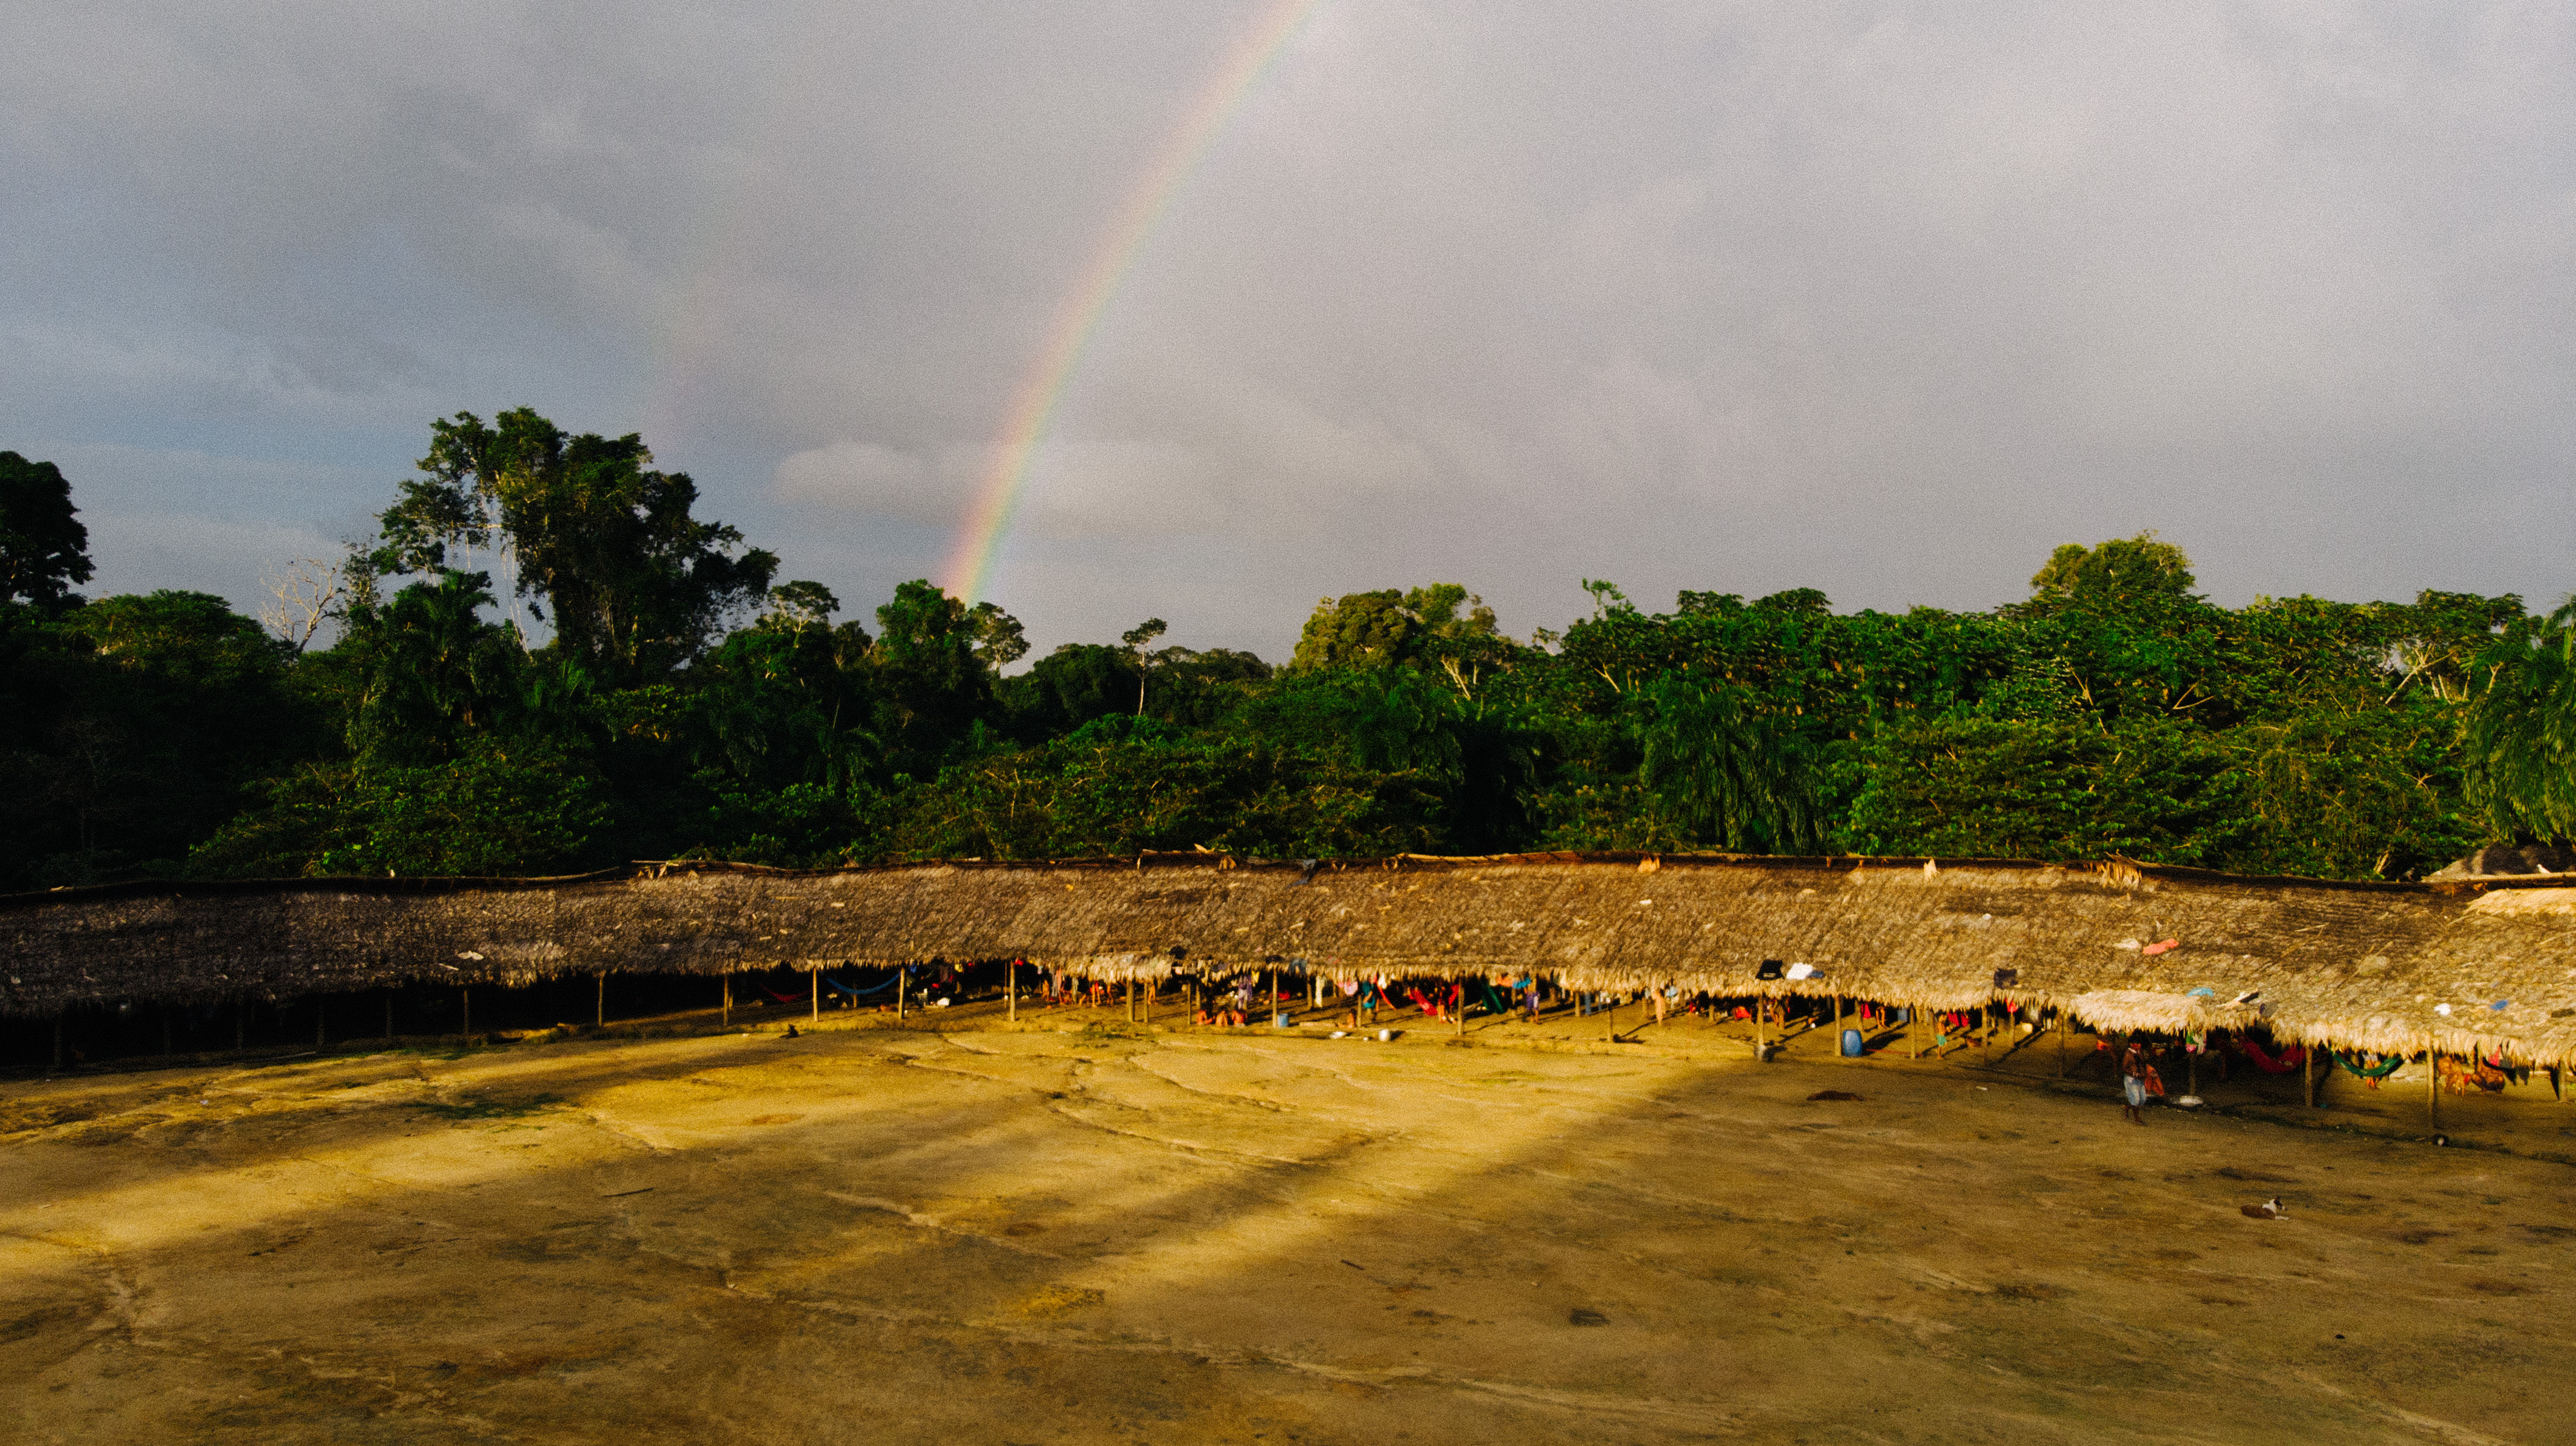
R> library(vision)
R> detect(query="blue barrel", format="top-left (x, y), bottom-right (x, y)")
top-left (1841, 1028), bottom-right (1865, 1057)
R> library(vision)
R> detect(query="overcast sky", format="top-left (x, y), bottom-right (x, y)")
top-left (8, 1), bottom-right (2572, 658)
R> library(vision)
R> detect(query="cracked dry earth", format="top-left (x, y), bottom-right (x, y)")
top-left (2, 1029), bottom-right (2569, 1445)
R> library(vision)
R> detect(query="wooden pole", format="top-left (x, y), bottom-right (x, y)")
top-left (2056, 1009), bottom-right (2068, 1077)
top-left (1007, 961), bottom-right (1016, 1022)
top-left (811, 969), bottom-right (820, 1023)
top-left (596, 972), bottom-right (606, 1027)
top-left (897, 970), bottom-right (905, 1021)
top-left (1126, 978), bottom-right (1135, 1023)
top-left (1144, 973), bottom-right (1153, 1025)
top-left (2427, 1040), bottom-right (2441, 1131)
top-left (2302, 1039), bottom-right (2317, 1108)
top-left (722, 974), bottom-right (732, 1028)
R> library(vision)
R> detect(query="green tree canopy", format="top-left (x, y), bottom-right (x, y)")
top-left (2027, 531), bottom-right (2199, 610)
top-left (376, 408), bottom-right (777, 682)
top-left (1289, 583), bottom-right (1509, 684)
top-left (0, 452), bottom-right (93, 610)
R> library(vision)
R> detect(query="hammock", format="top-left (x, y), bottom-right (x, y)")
top-left (825, 972), bottom-right (898, 998)
top-left (2336, 1051), bottom-right (2405, 1080)
top-left (755, 983), bottom-right (808, 1005)
top-left (1404, 984), bottom-right (1463, 1017)
top-left (1478, 981), bottom-right (1515, 1015)
top-left (2234, 1037), bottom-right (2306, 1073)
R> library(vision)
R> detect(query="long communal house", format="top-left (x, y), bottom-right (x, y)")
top-left (10, 853), bottom-right (2576, 1103)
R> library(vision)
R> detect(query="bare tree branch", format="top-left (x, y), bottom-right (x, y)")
top-left (258, 557), bottom-right (348, 656)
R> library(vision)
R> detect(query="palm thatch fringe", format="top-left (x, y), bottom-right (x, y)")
top-left (5, 851), bottom-right (2571, 1064)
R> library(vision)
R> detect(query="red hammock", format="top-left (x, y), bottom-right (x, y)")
top-left (2234, 1036), bottom-right (2306, 1073)
top-left (1404, 986), bottom-right (1453, 1018)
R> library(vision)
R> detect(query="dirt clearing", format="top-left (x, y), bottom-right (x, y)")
top-left (2, 1025), bottom-right (2565, 1443)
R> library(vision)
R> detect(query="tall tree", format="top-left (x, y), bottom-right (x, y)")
top-left (2026, 531), bottom-right (2199, 610)
top-left (0, 452), bottom-right (93, 610)
top-left (870, 580), bottom-right (1017, 771)
top-left (1289, 584), bottom-right (1509, 683)
top-left (1120, 618), bottom-right (1167, 713)
top-left (379, 409), bottom-right (777, 681)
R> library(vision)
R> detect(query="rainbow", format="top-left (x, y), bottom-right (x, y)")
top-left (941, 0), bottom-right (1329, 604)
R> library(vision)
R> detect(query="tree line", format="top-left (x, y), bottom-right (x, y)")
top-left (3, 415), bottom-right (2571, 890)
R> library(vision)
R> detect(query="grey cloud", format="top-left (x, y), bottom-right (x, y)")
top-left (5, 1), bottom-right (2571, 655)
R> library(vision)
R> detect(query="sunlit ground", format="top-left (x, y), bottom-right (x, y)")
top-left (3, 1003), bottom-right (2569, 1444)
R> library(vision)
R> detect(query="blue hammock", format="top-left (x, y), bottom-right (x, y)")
top-left (825, 972), bottom-right (900, 998)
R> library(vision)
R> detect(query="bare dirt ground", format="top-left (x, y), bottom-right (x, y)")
top-left (4, 1005), bottom-right (2570, 1445)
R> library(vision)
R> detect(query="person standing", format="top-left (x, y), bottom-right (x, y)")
top-left (2120, 1039), bottom-right (2155, 1124)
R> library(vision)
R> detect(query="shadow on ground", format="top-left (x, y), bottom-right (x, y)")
top-left (2, 1021), bottom-right (2568, 1444)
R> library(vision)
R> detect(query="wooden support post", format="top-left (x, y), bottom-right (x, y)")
top-left (1007, 961), bottom-right (1016, 1022)
top-left (897, 969), bottom-right (906, 1021)
top-left (596, 972), bottom-right (606, 1028)
top-left (811, 968), bottom-right (820, 1023)
top-left (722, 974), bottom-right (732, 1028)
top-left (2427, 1040), bottom-right (2441, 1131)
top-left (1907, 1003), bottom-right (1919, 1060)
top-left (1144, 974), bottom-right (1153, 1025)
top-left (1273, 970), bottom-right (1282, 1024)
top-left (2056, 1009), bottom-right (2068, 1077)
top-left (2302, 1040), bottom-right (2317, 1109)
top-left (1126, 978), bottom-right (1135, 1023)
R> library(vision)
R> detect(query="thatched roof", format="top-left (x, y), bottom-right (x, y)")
top-left (8, 852), bottom-right (2576, 1064)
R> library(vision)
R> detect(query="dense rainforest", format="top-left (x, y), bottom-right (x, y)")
top-left (5, 414), bottom-right (2573, 892)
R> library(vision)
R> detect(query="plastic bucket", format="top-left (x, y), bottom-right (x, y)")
top-left (1840, 1028), bottom-right (1865, 1057)
top-left (1274, 1012), bottom-right (1292, 1028)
